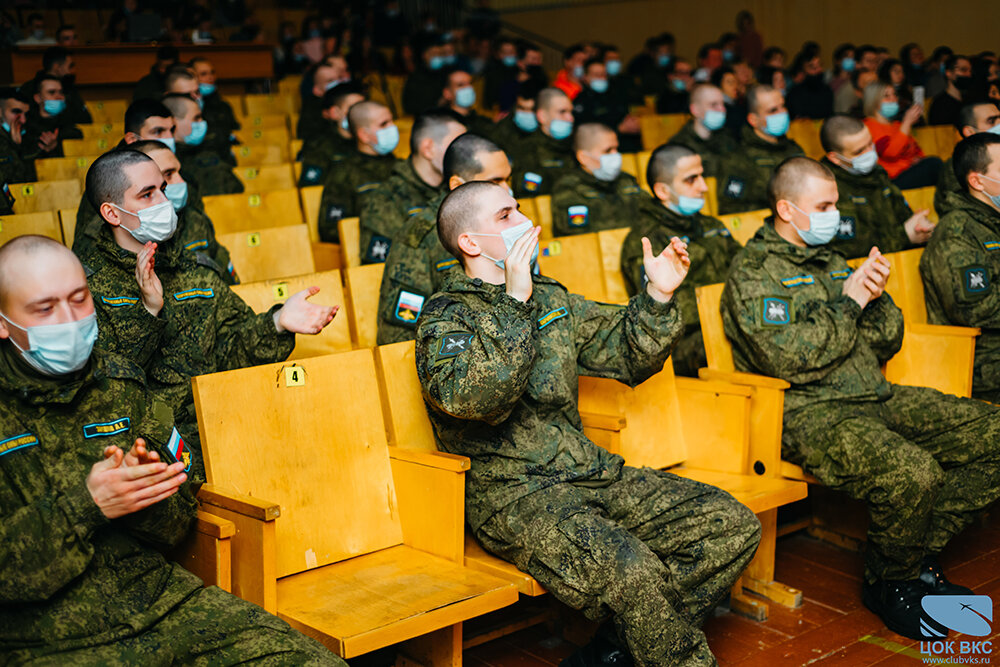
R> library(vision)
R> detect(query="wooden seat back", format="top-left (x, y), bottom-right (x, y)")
top-left (375, 341), bottom-right (439, 452)
top-left (233, 127), bottom-right (292, 147)
top-left (234, 164), bottom-right (296, 193)
top-left (11, 180), bottom-right (82, 214)
top-left (338, 217), bottom-right (361, 268)
top-left (0, 211), bottom-right (64, 245)
top-left (597, 227), bottom-right (631, 304)
top-left (58, 208), bottom-right (78, 247)
top-left (62, 138), bottom-right (116, 156)
top-left (216, 224), bottom-right (315, 282)
top-left (902, 186), bottom-right (938, 222)
top-left (79, 122), bottom-right (124, 140)
top-left (704, 176), bottom-right (718, 216)
top-left (299, 185), bottom-right (323, 242)
top-left (717, 209), bottom-right (770, 246)
top-left (237, 113), bottom-right (288, 130)
top-left (534, 194), bottom-right (553, 239)
top-left (34, 155), bottom-right (99, 183)
top-left (243, 94), bottom-right (297, 118)
top-left (87, 99), bottom-right (128, 123)
top-left (639, 113), bottom-right (689, 151)
top-left (234, 143), bottom-right (289, 166)
top-left (203, 189), bottom-right (304, 234)
top-left (343, 263), bottom-right (385, 348)
top-left (537, 233), bottom-right (606, 301)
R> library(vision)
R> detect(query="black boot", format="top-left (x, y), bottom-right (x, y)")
top-left (862, 578), bottom-right (949, 641)
top-left (559, 628), bottom-right (633, 667)
top-left (919, 557), bottom-right (974, 596)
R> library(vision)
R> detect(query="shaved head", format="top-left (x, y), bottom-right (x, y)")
top-left (573, 123), bottom-right (615, 152)
top-left (768, 157), bottom-right (836, 211)
top-left (437, 181), bottom-right (505, 261)
top-left (347, 100), bottom-right (389, 134)
top-left (690, 83), bottom-right (723, 106)
top-left (0, 235), bottom-right (81, 312)
top-left (537, 87), bottom-right (569, 113)
top-left (161, 93), bottom-right (198, 121)
top-left (647, 143), bottom-right (696, 187)
top-left (820, 114), bottom-right (866, 153)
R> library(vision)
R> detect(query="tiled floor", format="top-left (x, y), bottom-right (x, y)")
top-left (464, 508), bottom-right (1000, 666)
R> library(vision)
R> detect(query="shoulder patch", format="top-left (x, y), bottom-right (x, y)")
top-left (356, 182), bottom-right (379, 194)
top-left (850, 195), bottom-right (868, 205)
top-left (173, 288), bottom-right (215, 301)
top-left (184, 238), bottom-right (209, 251)
top-left (780, 274), bottom-right (815, 288)
top-left (167, 427), bottom-right (192, 472)
top-left (438, 333), bottom-right (474, 357)
top-left (394, 289), bottom-right (425, 324)
top-left (829, 269), bottom-right (852, 281)
top-left (0, 432), bottom-right (39, 457)
top-left (538, 307), bottom-right (568, 329)
top-left (962, 265), bottom-right (990, 297)
top-left (836, 216), bottom-right (856, 240)
top-left (983, 240), bottom-right (1000, 251)
top-left (365, 235), bottom-right (391, 263)
top-left (82, 417), bottom-right (131, 439)
top-left (722, 176), bottom-right (745, 199)
top-left (100, 295), bottom-right (139, 307)
top-left (761, 297), bottom-right (792, 326)
top-left (567, 205), bottom-right (589, 227)
top-left (540, 159), bottom-right (564, 168)
top-left (881, 187), bottom-right (892, 197)
top-left (582, 190), bottom-right (602, 199)
top-left (407, 206), bottom-right (424, 217)
top-left (522, 171), bottom-right (543, 192)
top-left (82, 263), bottom-right (95, 278)
top-left (622, 185), bottom-right (640, 195)
top-left (326, 204), bottom-right (344, 222)
top-left (703, 228), bottom-right (731, 238)
top-left (435, 258), bottom-right (460, 272)
top-left (301, 164), bottom-right (323, 185)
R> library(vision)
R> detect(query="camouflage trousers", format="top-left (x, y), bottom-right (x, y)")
top-left (475, 466), bottom-right (761, 667)
top-left (784, 384), bottom-right (1000, 583)
top-left (9, 585), bottom-right (342, 666)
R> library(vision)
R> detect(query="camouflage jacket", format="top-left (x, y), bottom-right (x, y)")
top-left (176, 143), bottom-right (244, 197)
top-left (823, 157), bottom-right (913, 260)
top-left (316, 149), bottom-right (398, 243)
top-left (920, 191), bottom-right (1000, 393)
top-left (512, 131), bottom-right (574, 198)
top-left (490, 115), bottom-right (534, 175)
top-left (551, 167), bottom-right (643, 236)
top-left (85, 225), bottom-right (294, 428)
top-left (0, 129), bottom-right (38, 184)
top-left (722, 221), bottom-right (904, 414)
top-left (297, 126), bottom-right (354, 188)
top-left (200, 92), bottom-right (240, 162)
top-left (934, 156), bottom-right (960, 218)
top-left (0, 344), bottom-right (202, 648)
top-left (716, 126), bottom-right (804, 215)
top-left (359, 157), bottom-right (441, 264)
top-left (667, 120), bottom-right (738, 178)
top-left (622, 195), bottom-right (740, 332)
top-left (415, 269), bottom-right (682, 529)
top-left (23, 108), bottom-right (83, 159)
top-left (376, 190), bottom-right (457, 345)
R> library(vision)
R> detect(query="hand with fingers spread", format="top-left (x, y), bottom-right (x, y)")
top-left (904, 209), bottom-right (936, 245)
top-left (642, 236), bottom-right (690, 303)
top-left (122, 437), bottom-right (161, 468)
top-left (86, 444), bottom-right (188, 519)
top-left (504, 224), bottom-right (541, 303)
top-left (274, 286), bottom-right (338, 334)
top-left (38, 129), bottom-right (58, 153)
top-left (135, 242), bottom-right (163, 317)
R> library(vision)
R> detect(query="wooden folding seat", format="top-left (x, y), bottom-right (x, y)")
top-left (244, 94), bottom-right (296, 119)
top-left (233, 126), bottom-right (291, 147)
top-left (233, 163), bottom-right (296, 193)
top-left (343, 263), bottom-right (384, 348)
top-left (299, 185), bottom-right (324, 242)
top-left (290, 139), bottom-right (303, 160)
top-left (222, 95), bottom-right (246, 116)
top-left (620, 153), bottom-right (639, 180)
top-left (202, 189), bottom-right (304, 234)
top-left (787, 119), bottom-right (824, 160)
top-left (934, 125), bottom-right (959, 160)
top-left (902, 186), bottom-right (938, 222)
top-left (596, 227), bottom-right (632, 305)
top-left (216, 225), bottom-right (315, 282)
top-left (234, 143), bottom-right (289, 166)
top-left (192, 351), bottom-right (518, 661)
top-left (704, 176), bottom-right (718, 216)
top-left (78, 122), bottom-right (124, 140)
top-left (86, 99), bottom-right (128, 124)
top-left (636, 150), bottom-right (652, 194)
top-left (168, 511), bottom-right (237, 592)
top-left (33, 155), bottom-right (100, 183)
top-left (716, 208), bottom-right (770, 245)
top-left (278, 76), bottom-right (303, 101)
top-left (337, 217), bottom-right (361, 269)
top-left (533, 194), bottom-right (553, 239)
top-left (517, 198), bottom-right (538, 229)
top-left (62, 138), bottom-right (116, 156)
top-left (58, 208), bottom-right (78, 247)
top-left (230, 270), bottom-right (352, 359)
top-left (10, 180), bottom-right (82, 214)
top-left (537, 233), bottom-right (606, 301)
top-left (236, 113), bottom-right (288, 131)
top-left (638, 113), bottom-right (690, 151)
top-left (0, 211), bottom-right (64, 245)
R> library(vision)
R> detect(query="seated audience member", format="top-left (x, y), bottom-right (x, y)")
top-left (16, 12), bottom-right (56, 45)
top-left (376, 134), bottom-right (512, 345)
top-left (0, 235), bottom-right (342, 665)
top-left (629, 33), bottom-right (675, 97)
top-left (83, 150), bottom-right (336, 448)
top-left (929, 55), bottom-right (973, 127)
top-left (23, 75), bottom-right (83, 158)
top-left (921, 133), bottom-right (1000, 402)
top-left (360, 113), bottom-right (466, 264)
top-left (834, 67), bottom-right (879, 117)
top-left (416, 180), bottom-right (760, 666)
top-left (491, 79), bottom-right (542, 170)
top-left (820, 115), bottom-right (935, 259)
top-left (722, 156), bottom-right (1000, 641)
top-left (787, 50), bottom-right (834, 119)
top-left (622, 144), bottom-right (741, 375)
top-left (551, 122), bottom-right (642, 235)
top-left (163, 66), bottom-right (233, 165)
top-left (297, 61), bottom-right (346, 140)
top-left (512, 87), bottom-right (574, 198)
top-left (667, 84), bottom-right (738, 177)
top-left (828, 43), bottom-right (857, 93)
top-left (863, 82), bottom-right (942, 188)
top-left (437, 67), bottom-right (494, 136)
top-left (134, 46), bottom-right (180, 102)
top-left (482, 37), bottom-right (520, 111)
top-left (316, 101), bottom-right (400, 242)
top-left (190, 57), bottom-right (240, 149)
top-left (298, 83), bottom-right (366, 187)
top-left (161, 94), bottom-right (244, 196)
top-left (402, 40), bottom-right (448, 117)
top-left (553, 43), bottom-right (587, 101)
top-left (716, 84), bottom-right (804, 214)
top-left (656, 59), bottom-right (694, 114)
top-left (0, 88), bottom-right (38, 184)
top-left (694, 42), bottom-right (723, 82)
top-left (710, 65), bottom-right (747, 135)
top-left (879, 58), bottom-right (915, 115)
top-left (936, 101), bottom-right (1000, 216)
top-left (496, 40), bottom-right (548, 112)
top-left (22, 46), bottom-right (92, 126)
top-left (574, 58), bottom-right (641, 153)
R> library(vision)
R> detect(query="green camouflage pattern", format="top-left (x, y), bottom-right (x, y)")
top-left (667, 120), bottom-right (739, 178)
top-left (823, 158), bottom-right (913, 260)
top-left (550, 168), bottom-right (643, 236)
top-left (715, 127), bottom-right (804, 215)
top-left (0, 130), bottom-right (38, 184)
top-left (297, 126), bottom-right (354, 188)
top-left (316, 149), bottom-right (398, 243)
top-left (512, 131), bottom-right (574, 198)
top-left (490, 116), bottom-right (535, 177)
top-left (176, 143), bottom-right (244, 197)
top-left (934, 156), bottom-right (960, 218)
top-left (359, 157), bottom-right (441, 264)
top-left (200, 93), bottom-right (240, 166)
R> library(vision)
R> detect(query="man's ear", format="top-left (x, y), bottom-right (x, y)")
top-left (321, 107), bottom-right (333, 121)
top-left (456, 231), bottom-right (483, 258)
top-left (747, 112), bottom-right (760, 130)
top-left (774, 198), bottom-right (795, 223)
top-left (100, 203), bottom-right (124, 227)
top-left (967, 171), bottom-right (986, 193)
top-left (825, 150), bottom-right (844, 167)
top-left (0, 318), bottom-right (9, 340)
top-left (123, 132), bottom-right (139, 144)
top-left (652, 181), bottom-right (671, 203)
top-left (419, 136), bottom-right (436, 161)
top-left (448, 175), bottom-right (465, 190)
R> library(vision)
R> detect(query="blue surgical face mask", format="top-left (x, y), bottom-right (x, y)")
top-left (43, 99), bottom-right (66, 116)
top-left (549, 118), bottom-right (573, 140)
top-left (672, 78), bottom-right (687, 92)
top-left (502, 55), bottom-right (517, 67)
top-left (443, 54), bottom-right (456, 66)
top-left (841, 57), bottom-right (856, 72)
top-left (657, 54), bottom-right (672, 68)
top-left (514, 109), bottom-right (538, 132)
top-left (788, 201), bottom-right (840, 245)
top-left (987, 123), bottom-right (1000, 136)
top-left (880, 101), bottom-right (900, 119)
top-left (2, 121), bottom-right (25, 136)
top-left (340, 117), bottom-right (350, 131)
top-left (160, 137), bottom-right (177, 153)
top-left (429, 56), bottom-right (445, 71)
top-left (589, 78), bottom-right (608, 94)
top-left (572, 64), bottom-right (584, 79)
top-left (185, 119), bottom-right (207, 145)
top-left (591, 151), bottom-right (622, 181)
top-left (373, 124), bottom-right (400, 155)
top-left (723, 50), bottom-right (735, 62)
top-left (606, 59), bottom-right (622, 76)
top-left (703, 108), bottom-right (727, 131)
top-left (455, 85), bottom-right (476, 108)
top-left (470, 221), bottom-right (538, 268)
top-left (198, 82), bottom-right (216, 96)
top-left (0, 311), bottom-right (98, 376)
top-left (835, 148), bottom-right (879, 175)
top-left (196, 97), bottom-right (204, 110)
top-left (165, 182), bottom-right (188, 211)
top-left (764, 111), bottom-right (790, 137)
top-left (978, 174), bottom-right (1000, 209)
top-left (666, 186), bottom-right (705, 216)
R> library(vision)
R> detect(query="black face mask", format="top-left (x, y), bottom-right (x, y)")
top-left (804, 73), bottom-right (825, 87)
top-left (955, 75), bottom-right (973, 92)
top-left (526, 65), bottom-right (545, 79)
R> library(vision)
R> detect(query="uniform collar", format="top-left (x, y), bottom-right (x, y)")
top-left (741, 125), bottom-right (793, 152)
top-left (821, 156), bottom-right (891, 190)
top-left (95, 219), bottom-right (187, 271)
top-left (638, 194), bottom-right (700, 233)
top-left (756, 218), bottom-right (836, 266)
top-left (0, 340), bottom-right (100, 406)
top-left (439, 264), bottom-right (560, 297)
top-left (947, 191), bottom-right (1000, 232)
top-left (400, 156), bottom-right (444, 197)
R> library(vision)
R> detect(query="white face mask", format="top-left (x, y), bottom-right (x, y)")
top-left (469, 221), bottom-right (538, 268)
top-left (109, 200), bottom-right (178, 243)
top-left (1, 311), bottom-right (98, 376)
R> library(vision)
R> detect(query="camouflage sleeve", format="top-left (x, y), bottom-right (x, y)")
top-left (721, 268), bottom-right (865, 384)
top-left (569, 288), bottom-right (681, 386)
top-left (857, 292), bottom-right (905, 363)
top-left (212, 281), bottom-right (296, 371)
top-left (416, 293), bottom-right (538, 425)
top-left (94, 298), bottom-right (168, 369)
top-left (550, 179), bottom-right (574, 236)
top-left (359, 187), bottom-right (398, 265)
top-left (317, 171), bottom-right (350, 243)
top-left (619, 229), bottom-right (645, 297)
top-left (934, 165), bottom-right (957, 218)
top-left (921, 227), bottom-right (1000, 328)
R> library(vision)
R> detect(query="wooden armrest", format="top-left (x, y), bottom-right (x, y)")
top-left (194, 510), bottom-right (236, 539)
top-left (579, 411), bottom-right (627, 432)
top-left (675, 376), bottom-right (753, 397)
top-left (198, 484), bottom-right (280, 521)
top-left (908, 322), bottom-right (981, 338)
top-left (698, 368), bottom-right (790, 390)
top-left (387, 445), bottom-right (470, 472)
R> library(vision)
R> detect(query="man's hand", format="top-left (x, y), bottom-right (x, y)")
top-left (504, 225), bottom-right (541, 303)
top-left (842, 247), bottom-right (890, 307)
top-left (38, 129), bottom-right (58, 153)
top-left (904, 209), bottom-right (935, 245)
top-left (618, 114), bottom-right (641, 134)
top-left (135, 242), bottom-right (163, 317)
top-left (122, 438), bottom-right (160, 468)
top-left (274, 287), bottom-right (338, 334)
top-left (86, 446), bottom-right (187, 519)
top-left (642, 236), bottom-right (690, 303)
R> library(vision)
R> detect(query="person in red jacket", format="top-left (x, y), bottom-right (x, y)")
top-left (863, 81), bottom-right (943, 188)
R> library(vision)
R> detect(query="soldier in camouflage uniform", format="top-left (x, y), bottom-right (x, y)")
top-left (716, 85), bottom-right (803, 215)
top-left (23, 75), bottom-right (83, 159)
top-left (162, 94), bottom-right (243, 197)
top-left (358, 113), bottom-right (465, 264)
top-left (666, 84), bottom-right (738, 178)
top-left (512, 88), bottom-right (575, 198)
top-left (0, 235), bottom-right (340, 665)
top-left (163, 65), bottom-right (235, 167)
top-left (437, 68), bottom-right (497, 138)
top-left (316, 101), bottom-right (399, 243)
top-left (622, 145), bottom-right (741, 376)
top-left (722, 157), bottom-right (1000, 641)
top-left (935, 101), bottom-right (1000, 217)
top-left (819, 115), bottom-right (934, 260)
top-left (551, 123), bottom-right (642, 235)
top-left (491, 81), bottom-right (543, 178)
top-left (0, 89), bottom-right (39, 184)
top-left (297, 63), bottom-right (344, 140)
top-left (297, 84), bottom-right (365, 188)
top-left (191, 58), bottom-right (241, 155)
top-left (376, 134), bottom-right (512, 345)
top-left (416, 181), bottom-right (760, 667)
top-left (83, 150), bottom-right (336, 450)
top-left (922, 133), bottom-right (1000, 403)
